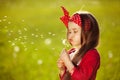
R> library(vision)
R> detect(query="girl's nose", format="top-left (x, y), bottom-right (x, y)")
top-left (69, 33), bottom-right (74, 39)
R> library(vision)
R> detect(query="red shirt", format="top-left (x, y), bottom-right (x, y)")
top-left (60, 49), bottom-right (100, 80)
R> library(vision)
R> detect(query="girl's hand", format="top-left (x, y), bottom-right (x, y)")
top-left (60, 48), bottom-right (75, 74)
top-left (57, 58), bottom-right (65, 76)
top-left (57, 58), bottom-right (65, 70)
top-left (60, 48), bottom-right (70, 63)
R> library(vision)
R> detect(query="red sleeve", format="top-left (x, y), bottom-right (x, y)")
top-left (71, 50), bottom-right (100, 80)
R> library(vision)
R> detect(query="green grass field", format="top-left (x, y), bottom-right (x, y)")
top-left (0, 0), bottom-right (120, 80)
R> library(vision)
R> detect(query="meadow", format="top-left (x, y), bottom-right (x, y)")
top-left (0, 0), bottom-right (120, 80)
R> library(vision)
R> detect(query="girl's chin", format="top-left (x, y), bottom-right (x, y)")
top-left (71, 43), bottom-right (81, 48)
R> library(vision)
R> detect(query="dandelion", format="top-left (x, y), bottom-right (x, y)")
top-left (62, 39), bottom-right (67, 45)
top-left (62, 39), bottom-right (71, 48)
top-left (44, 38), bottom-right (52, 45)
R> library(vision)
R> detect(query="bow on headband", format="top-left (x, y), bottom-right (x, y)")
top-left (60, 6), bottom-right (82, 28)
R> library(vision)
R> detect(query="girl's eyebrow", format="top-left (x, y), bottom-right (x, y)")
top-left (68, 28), bottom-right (78, 31)
top-left (72, 28), bottom-right (77, 30)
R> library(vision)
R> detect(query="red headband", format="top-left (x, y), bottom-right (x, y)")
top-left (60, 6), bottom-right (82, 28)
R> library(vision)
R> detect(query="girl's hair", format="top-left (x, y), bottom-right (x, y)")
top-left (63, 13), bottom-right (99, 80)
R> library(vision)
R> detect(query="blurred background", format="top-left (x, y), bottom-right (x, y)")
top-left (0, 0), bottom-right (120, 80)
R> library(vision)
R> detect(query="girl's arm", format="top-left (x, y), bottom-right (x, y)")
top-left (60, 49), bottom-right (75, 74)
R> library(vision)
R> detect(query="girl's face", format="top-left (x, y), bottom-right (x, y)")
top-left (67, 22), bottom-right (82, 48)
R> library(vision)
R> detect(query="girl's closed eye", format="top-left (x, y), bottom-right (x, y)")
top-left (68, 31), bottom-right (72, 34)
top-left (74, 30), bottom-right (78, 33)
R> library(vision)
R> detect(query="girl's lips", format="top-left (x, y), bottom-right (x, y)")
top-left (69, 39), bottom-right (73, 43)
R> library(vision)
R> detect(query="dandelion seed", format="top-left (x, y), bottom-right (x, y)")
top-left (13, 53), bottom-right (17, 58)
top-left (40, 34), bottom-right (44, 38)
top-left (112, 22), bottom-right (115, 26)
top-left (35, 48), bottom-right (38, 51)
top-left (8, 40), bottom-right (12, 43)
top-left (23, 36), bottom-right (27, 38)
top-left (12, 43), bottom-right (15, 46)
top-left (23, 36), bottom-right (27, 40)
top-left (18, 30), bottom-right (22, 34)
top-left (4, 16), bottom-right (7, 18)
top-left (22, 19), bottom-right (25, 22)
top-left (24, 28), bottom-right (27, 31)
top-left (37, 59), bottom-right (43, 65)
top-left (15, 38), bottom-right (18, 41)
top-left (4, 26), bottom-right (7, 28)
top-left (24, 48), bottom-right (27, 51)
top-left (21, 42), bottom-right (25, 44)
top-left (44, 38), bottom-right (52, 45)
top-left (48, 32), bottom-right (51, 34)
top-left (19, 36), bottom-right (22, 39)
top-left (10, 30), bottom-right (13, 33)
top-left (8, 33), bottom-right (11, 36)
top-left (14, 46), bottom-right (20, 52)
top-left (23, 45), bottom-right (26, 48)
top-left (31, 42), bottom-right (34, 44)
top-left (52, 48), bottom-right (55, 50)
top-left (8, 21), bottom-right (11, 24)
top-left (3, 19), bottom-right (6, 21)
top-left (52, 34), bottom-right (55, 36)
top-left (35, 35), bottom-right (39, 38)
top-left (32, 33), bottom-right (35, 36)
top-left (108, 51), bottom-right (113, 58)
top-left (35, 28), bottom-right (39, 31)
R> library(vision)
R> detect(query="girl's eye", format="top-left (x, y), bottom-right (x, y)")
top-left (68, 31), bottom-right (72, 34)
top-left (74, 30), bottom-right (78, 33)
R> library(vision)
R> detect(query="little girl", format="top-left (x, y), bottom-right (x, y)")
top-left (57, 6), bottom-right (100, 80)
